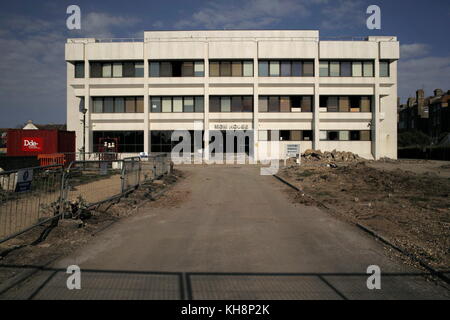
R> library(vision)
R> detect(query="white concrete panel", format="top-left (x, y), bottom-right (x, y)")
top-left (319, 121), bottom-right (371, 130)
top-left (92, 120), bottom-right (144, 131)
top-left (150, 121), bottom-right (204, 130)
top-left (258, 113), bottom-right (313, 120)
top-left (320, 41), bottom-right (378, 59)
top-left (208, 113), bottom-right (253, 120)
top-left (65, 43), bottom-right (84, 61)
top-left (319, 86), bottom-right (374, 95)
top-left (148, 87), bottom-right (205, 96)
top-left (90, 87), bottom-right (144, 96)
top-left (319, 141), bottom-right (372, 158)
top-left (146, 41), bottom-right (205, 59)
top-left (208, 86), bottom-right (254, 95)
top-left (258, 41), bottom-right (317, 59)
top-left (150, 113), bottom-right (204, 120)
top-left (86, 42), bottom-right (144, 60)
top-left (380, 41), bottom-right (400, 59)
top-left (209, 41), bottom-right (256, 59)
top-left (258, 121), bottom-right (313, 130)
top-left (258, 86), bottom-right (314, 95)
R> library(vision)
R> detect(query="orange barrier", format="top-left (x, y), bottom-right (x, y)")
top-left (38, 154), bottom-right (66, 167)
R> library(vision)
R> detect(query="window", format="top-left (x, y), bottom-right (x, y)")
top-left (243, 61), bottom-right (253, 77)
top-left (320, 61), bottom-right (329, 77)
top-left (104, 97), bottom-right (114, 113)
top-left (221, 97), bottom-right (231, 112)
top-left (102, 63), bottom-right (112, 78)
top-left (380, 61), bottom-right (390, 77)
top-left (262, 130), bottom-right (311, 141)
top-left (112, 63), bottom-right (122, 77)
top-left (303, 61), bottom-right (314, 76)
top-left (194, 62), bottom-right (204, 77)
top-left (258, 130), bottom-right (268, 141)
top-left (160, 62), bottom-right (172, 77)
top-left (330, 62), bottom-right (340, 77)
top-left (280, 61), bottom-right (291, 76)
top-left (258, 61), bottom-right (269, 76)
top-left (319, 130), bottom-right (371, 141)
top-left (209, 60), bottom-right (252, 77)
top-left (162, 97), bottom-right (172, 112)
top-left (173, 97), bottom-right (183, 113)
top-left (280, 96), bottom-right (290, 112)
top-left (151, 97), bottom-right (161, 113)
top-left (269, 96), bottom-right (279, 112)
top-left (321, 96), bottom-right (372, 112)
top-left (93, 131), bottom-right (144, 153)
top-left (341, 62), bottom-right (352, 77)
top-left (90, 61), bottom-right (143, 78)
top-left (150, 62), bottom-right (160, 77)
top-left (183, 97), bottom-right (194, 112)
top-left (352, 62), bottom-right (362, 77)
top-left (259, 96), bottom-right (268, 112)
top-left (292, 61), bottom-right (302, 76)
top-left (210, 96), bottom-right (253, 112)
top-left (136, 97), bottom-right (144, 113)
top-left (93, 98), bottom-right (103, 113)
top-left (363, 61), bottom-right (374, 77)
top-left (280, 130), bottom-right (291, 141)
top-left (195, 97), bottom-right (204, 112)
top-left (269, 61), bottom-right (280, 76)
top-left (92, 97), bottom-right (143, 113)
top-left (74, 62), bottom-right (84, 78)
top-left (126, 97), bottom-right (136, 113)
top-left (115, 97), bottom-right (125, 113)
top-left (150, 130), bottom-right (204, 153)
top-left (182, 62), bottom-right (194, 77)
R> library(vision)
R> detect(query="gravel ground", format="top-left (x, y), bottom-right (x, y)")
top-left (279, 158), bottom-right (450, 271)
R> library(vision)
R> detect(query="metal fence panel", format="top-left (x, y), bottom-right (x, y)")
top-left (122, 157), bottom-right (141, 192)
top-left (0, 165), bottom-right (63, 243)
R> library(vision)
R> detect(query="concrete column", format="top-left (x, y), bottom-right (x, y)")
top-left (203, 42), bottom-right (210, 162)
top-left (143, 42), bottom-right (150, 154)
top-left (84, 46), bottom-right (92, 153)
top-left (313, 42), bottom-right (320, 151)
top-left (253, 41), bottom-right (259, 163)
top-left (372, 56), bottom-right (381, 160)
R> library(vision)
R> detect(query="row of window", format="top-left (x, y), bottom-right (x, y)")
top-left (258, 60), bottom-right (314, 77)
top-left (92, 97), bottom-right (144, 113)
top-left (74, 60), bottom-right (390, 78)
top-left (320, 96), bottom-right (372, 112)
top-left (258, 96), bottom-right (312, 113)
top-left (259, 130), bottom-right (313, 141)
top-left (320, 130), bottom-right (371, 141)
top-left (87, 95), bottom-right (373, 113)
top-left (92, 130), bottom-right (372, 153)
top-left (150, 96), bottom-right (204, 113)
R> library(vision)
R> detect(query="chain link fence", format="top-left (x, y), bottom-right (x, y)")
top-left (0, 154), bottom-right (170, 244)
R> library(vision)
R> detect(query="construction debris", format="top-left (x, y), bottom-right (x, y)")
top-left (302, 149), bottom-right (362, 163)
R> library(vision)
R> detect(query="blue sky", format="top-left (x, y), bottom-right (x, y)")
top-left (0, 0), bottom-right (449, 127)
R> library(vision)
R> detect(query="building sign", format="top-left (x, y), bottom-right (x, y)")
top-left (22, 137), bottom-right (43, 152)
top-left (15, 169), bottom-right (33, 193)
top-left (286, 144), bottom-right (300, 158)
top-left (210, 123), bottom-right (252, 131)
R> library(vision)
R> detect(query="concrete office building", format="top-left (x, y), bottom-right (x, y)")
top-left (65, 30), bottom-right (399, 161)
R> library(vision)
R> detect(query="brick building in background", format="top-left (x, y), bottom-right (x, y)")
top-left (398, 89), bottom-right (450, 142)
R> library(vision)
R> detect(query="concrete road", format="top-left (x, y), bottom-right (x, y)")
top-left (2, 166), bottom-right (449, 300)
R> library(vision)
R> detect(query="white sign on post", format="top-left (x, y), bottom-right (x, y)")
top-left (286, 144), bottom-right (300, 158)
top-left (15, 169), bottom-right (33, 193)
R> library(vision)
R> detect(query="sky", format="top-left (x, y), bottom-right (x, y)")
top-left (0, 0), bottom-right (449, 127)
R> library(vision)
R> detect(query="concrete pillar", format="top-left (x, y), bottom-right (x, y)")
top-left (203, 42), bottom-right (210, 162)
top-left (313, 42), bottom-right (320, 151)
top-left (84, 46), bottom-right (92, 153)
top-left (253, 41), bottom-right (259, 163)
top-left (372, 57), bottom-right (381, 160)
top-left (143, 41), bottom-right (150, 154)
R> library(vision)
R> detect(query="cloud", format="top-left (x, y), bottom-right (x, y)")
top-left (74, 12), bottom-right (141, 38)
top-left (400, 43), bottom-right (431, 59)
top-left (174, 0), bottom-right (311, 29)
top-left (320, 0), bottom-right (366, 30)
top-left (398, 56), bottom-right (450, 100)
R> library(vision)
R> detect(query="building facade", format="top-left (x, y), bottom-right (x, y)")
top-left (65, 30), bottom-right (399, 161)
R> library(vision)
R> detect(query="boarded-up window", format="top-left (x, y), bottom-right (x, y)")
top-left (160, 62), bottom-right (172, 77)
top-left (182, 62), bottom-right (194, 77)
top-left (136, 97), bottom-right (144, 113)
top-left (320, 131), bottom-right (327, 140)
top-left (113, 63), bottom-right (122, 77)
top-left (360, 96), bottom-right (371, 112)
top-left (258, 130), bottom-right (268, 141)
top-left (327, 97), bottom-right (338, 112)
top-left (360, 131), bottom-right (371, 141)
top-left (291, 130), bottom-right (302, 141)
top-left (242, 96), bottom-right (253, 112)
top-left (280, 96), bottom-right (290, 112)
top-left (194, 62), bottom-right (204, 77)
top-left (301, 96), bottom-right (312, 112)
top-left (91, 63), bottom-right (102, 78)
top-left (231, 61), bottom-right (242, 77)
top-left (363, 61), bottom-right (374, 77)
top-left (125, 97), bottom-right (136, 113)
top-left (220, 62), bottom-right (231, 76)
top-left (231, 96), bottom-right (242, 112)
top-left (209, 96), bottom-right (220, 112)
top-left (259, 96), bottom-right (268, 112)
top-left (303, 61), bottom-right (314, 76)
top-left (320, 61), bottom-right (329, 77)
top-left (330, 62), bottom-right (340, 76)
top-left (339, 131), bottom-right (350, 141)
top-left (269, 96), bottom-right (279, 112)
top-left (339, 96), bottom-right (350, 112)
top-left (123, 62), bottom-right (135, 77)
top-left (210, 62), bottom-right (220, 77)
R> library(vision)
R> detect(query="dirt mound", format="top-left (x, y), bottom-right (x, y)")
top-left (302, 149), bottom-right (361, 162)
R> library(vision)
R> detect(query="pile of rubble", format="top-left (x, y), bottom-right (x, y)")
top-left (302, 149), bottom-right (361, 162)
